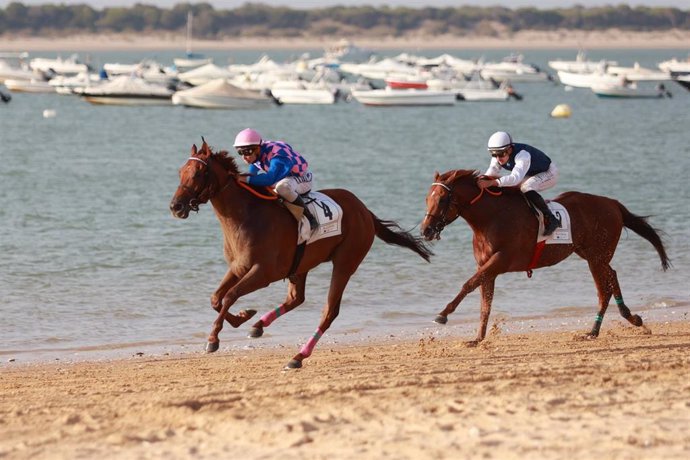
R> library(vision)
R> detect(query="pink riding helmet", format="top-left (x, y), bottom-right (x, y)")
top-left (234, 128), bottom-right (262, 147)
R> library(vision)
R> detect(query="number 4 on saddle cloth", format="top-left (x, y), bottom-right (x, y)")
top-left (283, 191), bottom-right (343, 245)
top-left (536, 201), bottom-right (572, 244)
top-left (526, 200), bottom-right (572, 277)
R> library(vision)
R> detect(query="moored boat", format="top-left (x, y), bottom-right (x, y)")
top-left (351, 87), bottom-right (456, 107)
top-left (172, 78), bottom-right (275, 109)
top-left (80, 76), bottom-right (173, 106)
top-left (591, 81), bottom-right (671, 99)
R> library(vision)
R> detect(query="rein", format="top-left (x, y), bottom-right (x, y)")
top-left (236, 180), bottom-right (278, 200)
top-left (184, 156), bottom-right (277, 205)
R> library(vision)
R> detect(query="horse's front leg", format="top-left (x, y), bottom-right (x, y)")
top-left (206, 265), bottom-right (270, 352)
top-left (211, 269), bottom-right (257, 328)
top-left (249, 272), bottom-right (308, 338)
top-left (435, 252), bottom-right (504, 328)
top-left (468, 278), bottom-right (496, 346)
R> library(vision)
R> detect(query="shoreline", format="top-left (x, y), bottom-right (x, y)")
top-left (3, 302), bottom-right (688, 367)
top-left (2, 320), bottom-right (689, 459)
top-left (1, 29), bottom-right (690, 52)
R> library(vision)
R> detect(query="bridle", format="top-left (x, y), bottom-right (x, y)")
top-left (424, 182), bottom-right (461, 237)
top-left (179, 156), bottom-right (222, 212)
top-left (424, 178), bottom-right (501, 237)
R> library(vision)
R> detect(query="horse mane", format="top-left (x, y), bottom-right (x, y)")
top-left (438, 169), bottom-right (480, 184)
top-left (210, 150), bottom-right (240, 177)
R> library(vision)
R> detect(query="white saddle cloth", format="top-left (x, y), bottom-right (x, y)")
top-left (537, 201), bottom-right (572, 244)
top-left (297, 191), bottom-right (344, 245)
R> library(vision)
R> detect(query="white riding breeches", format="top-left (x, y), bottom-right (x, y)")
top-left (520, 163), bottom-right (558, 193)
top-left (274, 171), bottom-right (313, 202)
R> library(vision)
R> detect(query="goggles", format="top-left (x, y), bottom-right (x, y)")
top-left (236, 146), bottom-right (256, 157)
top-left (490, 149), bottom-right (510, 158)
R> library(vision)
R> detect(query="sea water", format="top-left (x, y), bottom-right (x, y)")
top-left (1, 48), bottom-right (689, 363)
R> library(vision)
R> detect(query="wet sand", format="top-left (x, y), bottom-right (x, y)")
top-left (2, 320), bottom-right (689, 459)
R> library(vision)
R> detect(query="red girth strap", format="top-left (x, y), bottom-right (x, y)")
top-left (526, 240), bottom-right (546, 278)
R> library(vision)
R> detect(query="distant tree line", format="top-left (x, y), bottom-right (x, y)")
top-left (0, 2), bottom-right (688, 38)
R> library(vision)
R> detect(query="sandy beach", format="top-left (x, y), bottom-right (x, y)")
top-left (1, 29), bottom-right (690, 51)
top-left (1, 319), bottom-right (689, 459)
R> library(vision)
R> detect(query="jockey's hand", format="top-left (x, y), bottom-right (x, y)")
top-left (237, 173), bottom-right (250, 184)
top-left (477, 178), bottom-right (499, 190)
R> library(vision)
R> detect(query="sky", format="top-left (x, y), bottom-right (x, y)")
top-left (2, 1), bottom-right (689, 9)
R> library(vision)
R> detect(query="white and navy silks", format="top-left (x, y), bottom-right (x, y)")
top-left (484, 142), bottom-right (558, 193)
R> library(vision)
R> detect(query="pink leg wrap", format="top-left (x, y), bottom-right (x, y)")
top-left (260, 305), bottom-right (287, 327)
top-left (299, 328), bottom-right (324, 358)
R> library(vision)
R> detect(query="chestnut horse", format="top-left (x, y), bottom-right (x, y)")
top-left (170, 140), bottom-right (432, 368)
top-left (421, 169), bottom-right (670, 345)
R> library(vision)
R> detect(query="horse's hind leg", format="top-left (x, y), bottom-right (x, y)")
top-left (608, 267), bottom-right (644, 328)
top-left (286, 259), bottom-right (360, 369)
top-left (586, 261), bottom-right (614, 338)
top-left (248, 273), bottom-right (308, 338)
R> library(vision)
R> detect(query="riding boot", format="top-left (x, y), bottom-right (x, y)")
top-left (291, 196), bottom-right (318, 232)
top-left (525, 190), bottom-right (561, 236)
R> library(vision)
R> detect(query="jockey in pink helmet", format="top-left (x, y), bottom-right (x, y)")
top-left (234, 128), bottom-right (318, 232)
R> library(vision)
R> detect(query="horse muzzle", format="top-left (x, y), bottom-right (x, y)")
top-left (169, 199), bottom-right (192, 219)
top-left (421, 221), bottom-right (444, 241)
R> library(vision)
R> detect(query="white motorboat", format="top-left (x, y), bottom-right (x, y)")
top-left (458, 81), bottom-right (521, 102)
top-left (479, 54), bottom-right (551, 83)
top-left (658, 56), bottom-right (690, 76)
top-left (80, 76), bottom-right (173, 105)
top-left (178, 63), bottom-right (232, 87)
top-left (605, 62), bottom-right (670, 82)
top-left (30, 54), bottom-right (89, 75)
top-left (591, 81), bottom-right (671, 99)
top-left (172, 78), bottom-right (275, 109)
top-left (49, 72), bottom-right (105, 95)
top-left (351, 87), bottom-right (456, 107)
top-left (270, 80), bottom-right (337, 105)
top-left (548, 51), bottom-right (617, 73)
top-left (4, 78), bottom-right (55, 93)
top-left (556, 70), bottom-right (620, 88)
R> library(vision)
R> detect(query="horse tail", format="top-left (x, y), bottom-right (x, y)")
top-left (371, 213), bottom-right (433, 262)
top-left (619, 203), bottom-right (671, 271)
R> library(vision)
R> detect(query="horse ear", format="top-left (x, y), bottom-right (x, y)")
top-left (191, 144), bottom-right (197, 156)
top-left (201, 136), bottom-right (207, 147)
top-left (434, 171), bottom-right (441, 181)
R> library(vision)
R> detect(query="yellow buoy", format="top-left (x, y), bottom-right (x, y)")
top-left (550, 103), bottom-right (571, 118)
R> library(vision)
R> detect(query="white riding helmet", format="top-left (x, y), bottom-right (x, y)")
top-left (487, 131), bottom-right (513, 151)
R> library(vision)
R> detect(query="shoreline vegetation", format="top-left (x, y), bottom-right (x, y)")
top-left (1, 29), bottom-right (690, 52)
top-left (1, 3), bottom-right (690, 52)
top-left (2, 320), bottom-right (689, 458)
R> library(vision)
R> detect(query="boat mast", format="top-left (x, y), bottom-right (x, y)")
top-left (185, 11), bottom-right (193, 55)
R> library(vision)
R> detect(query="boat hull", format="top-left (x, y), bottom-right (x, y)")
top-left (82, 95), bottom-right (172, 106)
top-left (352, 88), bottom-right (456, 106)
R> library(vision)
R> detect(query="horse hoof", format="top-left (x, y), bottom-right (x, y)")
top-left (285, 359), bottom-right (302, 370)
top-left (631, 315), bottom-right (643, 327)
top-left (248, 327), bottom-right (264, 338)
top-left (205, 341), bottom-right (219, 353)
top-left (434, 315), bottom-right (448, 325)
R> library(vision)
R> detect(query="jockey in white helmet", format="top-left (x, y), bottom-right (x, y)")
top-left (477, 131), bottom-right (561, 236)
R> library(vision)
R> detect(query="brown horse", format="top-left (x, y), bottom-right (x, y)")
top-left (420, 169), bottom-right (670, 345)
top-left (170, 140), bottom-right (432, 368)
